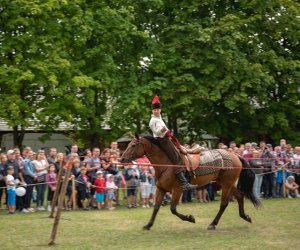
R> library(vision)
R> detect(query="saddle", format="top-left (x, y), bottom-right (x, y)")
top-left (178, 144), bottom-right (203, 178)
top-left (180, 148), bottom-right (232, 178)
top-left (179, 144), bottom-right (203, 155)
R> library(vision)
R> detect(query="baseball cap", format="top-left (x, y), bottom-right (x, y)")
top-left (7, 149), bottom-right (15, 155)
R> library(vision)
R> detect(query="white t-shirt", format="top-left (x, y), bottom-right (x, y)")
top-left (293, 154), bottom-right (300, 167)
top-left (6, 174), bottom-right (15, 190)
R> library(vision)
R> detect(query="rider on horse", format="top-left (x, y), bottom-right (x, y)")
top-left (149, 95), bottom-right (197, 191)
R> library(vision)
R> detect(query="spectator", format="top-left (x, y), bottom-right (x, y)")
top-left (261, 143), bottom-right (275, 199)
top-left (0, 153), bottom-right (7, 208)
top-left (275, 164), bottom-right (289, 198)
top-left (5, 166), bottom-right (16, 214)
top-left (148, 166), bottom-right (156, 206)
top-left (54, 152), bottom-right (64, 174)
top-left (139, 164), bottom-right (152, 208)
top-left (47, 147), bottom-right (57, 165)
top-left (110, 152), bottom-right (123, 206)
top-left (106, 174), bottom-right (118, 210)
top-left (293, 146), bottom-right (300, 186)
top-left (76, 166), bottom-right (91, 210)
top-left (67, 144), bottom-right (80, 161)
top-left (229, 141), bottom-right (236, 151)
top-left (109, 141), bottom-right (121, 157)
top-left (197, 185), bottom-right (208, 203)
top-left (33, 150), bottom-right (49, 211)
top-left (4, 149), bottom-right (25, 212)
top-left (14, 148), bottom-right (24, 171)
top-left (46, 164), bottom-right (57, 212)
top-left (86, 147), bottom-right (101, 208)
top-left (22, 146), bottom-right (32, 159)
top-left (249, 150), bottom-right (264, 199)
top-left (101, 148), bottom-right (119, 176)
top-left (82, 149), bottom-right (92, 167)
top-left (243, 142), bottom-right (252, 156)
top-left (243, 147), bottom-right (254, 161)
top-left (23, 150), bottom-right (37, 212)
top-left (66, 158), bottom-right (81, 210)
top-left (94, 171), bottom-right (106, 210)
top-left (124, 164), bottom-right (139, 208)
top-left (285, 176), bottom-right (300, 198)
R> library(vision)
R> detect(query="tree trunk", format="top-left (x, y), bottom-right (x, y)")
top-left (13, 125), bottom-right (25, 149)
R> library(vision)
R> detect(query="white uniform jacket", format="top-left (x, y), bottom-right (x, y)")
top-left (149, 114), bottom-right (168, 138)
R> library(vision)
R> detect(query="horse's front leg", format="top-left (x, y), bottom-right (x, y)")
top-left (143, 188), bottom-right (165, 230)
top-left (170, 189), bottom-right (195, 223)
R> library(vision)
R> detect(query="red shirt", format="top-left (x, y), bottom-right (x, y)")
top-left (94, 178), bottom-right (106, 193)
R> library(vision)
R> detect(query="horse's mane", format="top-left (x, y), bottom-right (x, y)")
top-left (143, 135), bottom-right (161, 147)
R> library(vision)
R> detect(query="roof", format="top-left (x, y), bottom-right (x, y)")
top-left (0, 119), bottom-right (74, 132)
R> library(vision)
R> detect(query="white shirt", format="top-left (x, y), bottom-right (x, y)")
top-left (33, 159), bottom-right (47, 176)
top-left (149, 114), bottom-right (167, 138)
top-left (7, 174), bottom-right (16, 190)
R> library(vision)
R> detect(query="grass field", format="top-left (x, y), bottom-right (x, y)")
top-left (0, 198), bottom-right (299, 250)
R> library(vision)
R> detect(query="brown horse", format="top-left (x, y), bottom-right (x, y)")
top-left (120, 135), bottom-right (261, 230)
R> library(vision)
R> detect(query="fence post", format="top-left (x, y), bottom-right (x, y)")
top-left (49, 163), bottom-right (72, 245)
top-left (49, 160), bottom-right (64, 218)
top-left (72, 177), bottom-right (76, 210)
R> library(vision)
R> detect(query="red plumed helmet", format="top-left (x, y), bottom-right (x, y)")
top-left (151, 95), bottom-right (162, 109)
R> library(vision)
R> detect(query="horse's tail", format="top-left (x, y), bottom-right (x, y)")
top-left (237, 156), bottom-right (262, 208)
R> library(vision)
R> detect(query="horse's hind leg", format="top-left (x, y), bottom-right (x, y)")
top-left (143, 188), bottom-right (165, 230)
top-left (170, 189), bottom-right (195, 223)
top-left (208, 183), bottom-right (233, 230)
top-left (231, 186), bottom-right (252, 223)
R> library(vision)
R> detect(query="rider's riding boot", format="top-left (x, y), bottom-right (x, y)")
top-left (176, 172), bottom-right (197, 191)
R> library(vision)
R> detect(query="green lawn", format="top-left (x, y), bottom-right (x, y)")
top-left (0, 199), bottom-right (299, 250)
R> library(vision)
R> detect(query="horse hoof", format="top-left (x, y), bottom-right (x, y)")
top-left (188, 215), bottom-right (196, 223)
top-left (241, 214), bottom-right (252, 223)
top-left (245, 215), bottom-right (252, 223)
top-left (143, 225), bottom-right (151, 230)
top-left (207, 224), bottom-right (216, 230)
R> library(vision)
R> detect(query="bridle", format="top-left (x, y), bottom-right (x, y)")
top-left (124, 137), bottom-right (154, 162)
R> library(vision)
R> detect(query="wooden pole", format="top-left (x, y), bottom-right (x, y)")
top-left (72, 177), bottom-right (76, 210)
top-left (49, 165), bottom-right (72, 245)
top-left (49, 160), bottom-right (64, 218)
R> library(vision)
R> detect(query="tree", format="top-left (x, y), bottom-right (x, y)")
top-left (0, 0), bottom-right (85, 147)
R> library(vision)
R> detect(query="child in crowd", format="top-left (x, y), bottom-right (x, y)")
top-left (5, 166), bottom-right (16, 214)
top-left (94, 171), bottom-right (106, 210)
top-left (285, 176), bottom-right (300, 198)
top-left (275, 165), bottom-right (289, 198)
top-left (46, 164), bottom-right (57, 212)
top-left (139, 165), bottom-right (152, 208)
top-left (197, 185), bottom-right (208, 203)
top-left (76, 167), bottom-right (91, 210)
top-left (106, 174), bottom-right (118, 210)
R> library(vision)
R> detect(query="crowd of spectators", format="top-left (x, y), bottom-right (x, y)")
top-left (0, 138), bottom-right (299, 215)
top-left (217, 138), bottom-right (300, 199)
top-left (0, 141), bottom-right (157, 214)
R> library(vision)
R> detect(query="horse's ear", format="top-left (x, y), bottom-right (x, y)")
top-left (135, 133), bottom-right (139, 140)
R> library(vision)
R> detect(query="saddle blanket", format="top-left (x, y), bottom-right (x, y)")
top-left (192, 149), bottom-right (233, 176)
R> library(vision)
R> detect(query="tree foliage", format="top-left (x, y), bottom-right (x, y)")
top-left (0, 0), bottom-right (299, 147)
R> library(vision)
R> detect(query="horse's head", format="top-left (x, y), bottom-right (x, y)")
top-left (120, 134), bottom-right (147, 163)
